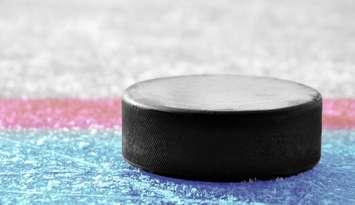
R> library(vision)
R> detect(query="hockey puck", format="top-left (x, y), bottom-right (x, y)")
top-left (122, 75), bottom-right (322, 181)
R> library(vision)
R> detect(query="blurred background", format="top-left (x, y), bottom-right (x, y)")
top-left (0, 0), bottom-right (354, 98)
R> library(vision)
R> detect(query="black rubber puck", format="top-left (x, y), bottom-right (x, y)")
top-left (122, 75), bottom-right (322, 181)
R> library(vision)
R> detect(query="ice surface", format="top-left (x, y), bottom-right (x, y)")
top-left (0, 129), bottom-right (354, 204)
top-left (0, 0), bottom-right (355, 98)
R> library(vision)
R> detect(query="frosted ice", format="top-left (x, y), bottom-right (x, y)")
top-left (0, 130), bottom-right (354, 204)
top-left (0, 0), bottom-right (354, 98)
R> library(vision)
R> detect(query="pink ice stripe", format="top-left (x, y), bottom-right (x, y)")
top-left (323, 98), bottom-right (355, 129)
top-left (0, 99), bottom-right (121, 129)
top-left (0, 98), bottom-right (353, 129)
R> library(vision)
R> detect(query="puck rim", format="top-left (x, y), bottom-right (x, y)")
top-left (123, 74), bottom-right (322, 114)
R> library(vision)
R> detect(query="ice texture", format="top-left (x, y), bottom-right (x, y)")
top-left (0, 129), bottom-right (354, 204)
top-left (0, 0), bottom-right (355, 98)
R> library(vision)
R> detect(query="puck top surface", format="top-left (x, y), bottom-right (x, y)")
top-left (123, 75), bottom-right (320, 112)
